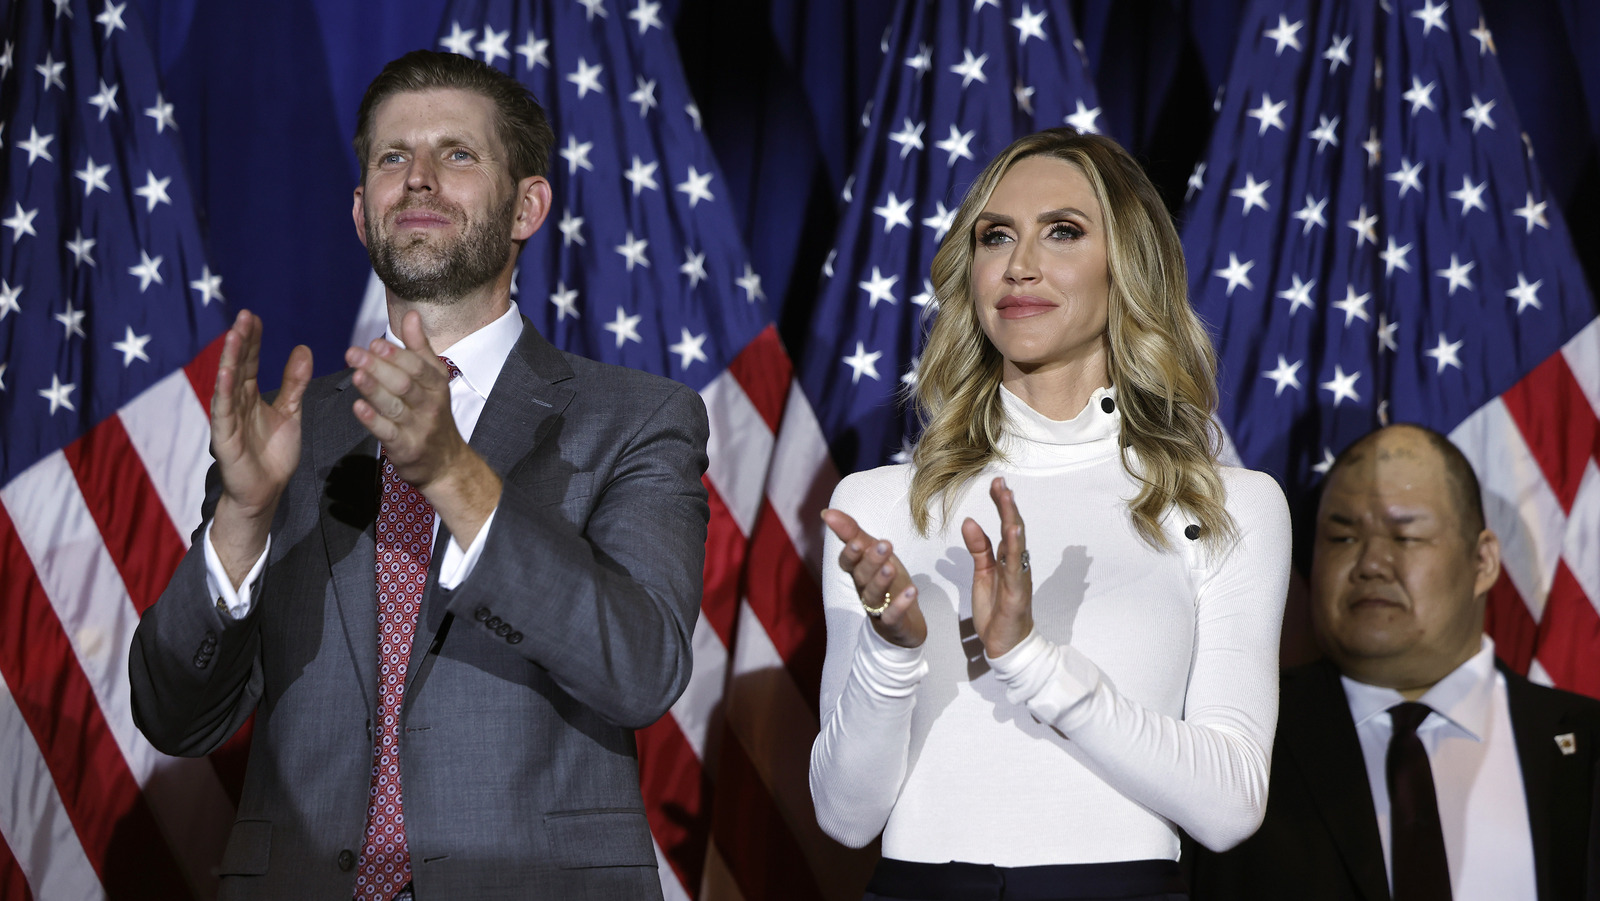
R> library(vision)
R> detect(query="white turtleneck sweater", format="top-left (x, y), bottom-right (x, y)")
top-left (808, 385), bottom-right (1291, 865)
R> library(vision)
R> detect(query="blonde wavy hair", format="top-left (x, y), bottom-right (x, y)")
top-left (909, 128), bottom-right (1236, 551)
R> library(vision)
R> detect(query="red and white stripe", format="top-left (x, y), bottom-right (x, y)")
top-left (1454, 316), bottom-right (1600, 696)
top-left (0, 666), bottom-right (102, 901)
top-left (642, 326), bottom-right (881, 900)
top-left (0, 340), bottom-right (239, 900)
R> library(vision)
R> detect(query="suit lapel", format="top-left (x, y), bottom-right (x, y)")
top-left (1282, 661), bottom-right (1393, 901)
top-left (405, 322), bottom-right (575, 698)
top-left (310, 375), bottom-right (383, 718)
top-left (1503, 664), bottom-right (1581, 901)
top-left (469, 320), bottom-right (575, 476)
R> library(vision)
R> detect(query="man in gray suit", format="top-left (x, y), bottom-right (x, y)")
top-left (130, 50), bottom-right (709, 900)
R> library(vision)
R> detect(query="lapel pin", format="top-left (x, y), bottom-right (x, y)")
top-left (1555, 732), bottom-right (1577, 756)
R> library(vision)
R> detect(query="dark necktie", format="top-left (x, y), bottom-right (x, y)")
top-left (354, 357), bottom-right (459, 901)
top-left (1387, 701), bottom-right (1452, 901)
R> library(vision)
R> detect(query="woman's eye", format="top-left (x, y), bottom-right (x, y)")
top-left (1049, 222), bottom-right (1084, 240)
top-left (977, 227), bottom-right (1010, 246)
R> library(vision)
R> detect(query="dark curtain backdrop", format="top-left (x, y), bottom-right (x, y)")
top-left (131, 0), bottom-right (1600, 391)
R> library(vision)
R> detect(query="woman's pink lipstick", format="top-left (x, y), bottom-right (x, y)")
top-left (996, 294), bottom-right (1057, 319)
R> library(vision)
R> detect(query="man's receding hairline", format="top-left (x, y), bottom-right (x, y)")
top-left (1373, 443), bottom-right (1421, 463)
top-left (1330, 424), bottom-right (1433, 472)
top-left (1322, 423), bottom-right (1485, 539)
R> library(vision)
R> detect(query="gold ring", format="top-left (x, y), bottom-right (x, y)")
top-left (862, 591), bottom-right (892, 617)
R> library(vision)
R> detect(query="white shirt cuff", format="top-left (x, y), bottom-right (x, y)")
top-left (436, 506), bottom-right (497, 590)
top-left (203, 519), bottom-right (270, 619)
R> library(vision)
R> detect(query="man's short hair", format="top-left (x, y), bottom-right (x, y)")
top-left (1323, 423), bottom-right (1487, 542)
top-left (353, 50), bottom-right (554, 183)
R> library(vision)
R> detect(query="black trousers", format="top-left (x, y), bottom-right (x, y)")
top-left (862, 858), bottom-right (1187, 901)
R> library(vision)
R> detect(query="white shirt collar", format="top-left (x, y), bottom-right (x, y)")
top-left (383, 302), bottom-right (523, 401)
top-left (1342, 635), bottom-right (1498, 741)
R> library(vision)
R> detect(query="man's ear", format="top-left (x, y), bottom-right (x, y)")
top-left (1472, 528), bottom-right (1502, 597)
top-left (352, 186), bottom-right (369, 248)
top-left (511, 176), bottom-right (552, 241)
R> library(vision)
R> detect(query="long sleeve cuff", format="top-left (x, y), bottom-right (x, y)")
top-left (436, 506), bottom-right (496, 589)
top-left (986, 629), bottom-right (1103, 732)
top-left (202, 519), bottom-right (270, 619)
top-left (851, 617), bottom-right (929, 698)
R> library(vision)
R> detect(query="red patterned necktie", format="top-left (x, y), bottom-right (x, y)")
top-left (354, 356), bottom-right (459, 901)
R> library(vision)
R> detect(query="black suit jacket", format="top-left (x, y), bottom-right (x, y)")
top-left (1186, 658), bottom-right (1600, 901)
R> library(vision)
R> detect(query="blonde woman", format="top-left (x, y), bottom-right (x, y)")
top-left (810, 129), bottom-right (1291, 901)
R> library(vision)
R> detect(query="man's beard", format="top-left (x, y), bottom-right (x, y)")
top-left (366, 192), bottom-right (516, 303)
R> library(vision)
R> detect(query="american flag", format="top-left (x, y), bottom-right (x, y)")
top-left (416, 1), bottom-right (852, 898)
top-left (0, 0), bottom-right (239, 897)
top-left (794, 0), bottom-right (1101, 474)
top-left (1181, 0), bottom-right (1600, 694)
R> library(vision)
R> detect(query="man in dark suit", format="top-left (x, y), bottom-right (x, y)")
top-left (1187, 424), bottom-right (1600, 901)
top-left (129, 51), bottom-right (708, 900)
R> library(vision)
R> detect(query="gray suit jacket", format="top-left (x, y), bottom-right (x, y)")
top-left (130, 321), bottom-right (710, 900)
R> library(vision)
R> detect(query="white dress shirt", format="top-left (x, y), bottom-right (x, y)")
top-left (203, 303), bottom-right (524, 616)
top-left (1341, 636), bottom-right (1537, 901)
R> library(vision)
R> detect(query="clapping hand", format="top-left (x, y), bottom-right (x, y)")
top-left (345, 309), bottom-right (464, 492)
top-left (821, 510), bottom-right (927, 648)
top-left (344, 309), bottom-right (500, 545)
top-left (209, 310), bottom-right (313, 588)
top-left (961, 477), bottom-right (1034, 659)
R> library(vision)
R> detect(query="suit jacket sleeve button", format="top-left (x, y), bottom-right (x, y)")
top-left (485, 616), bottom-right (502, 629)
top-left (473, 607), bottom-right (491, 622)
top-left (507, 632), bottom-right (523, 644)
top-left (338, 849), bottom-right (355, 871)
top-left (495, 623), bottom-right (512, 637)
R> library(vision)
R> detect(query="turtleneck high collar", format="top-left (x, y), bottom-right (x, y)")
top-left (995, 383), bottom-right (1121, 467)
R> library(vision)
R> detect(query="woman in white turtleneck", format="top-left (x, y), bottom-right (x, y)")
top-left (809, 129), bottom-right (1291, 901)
